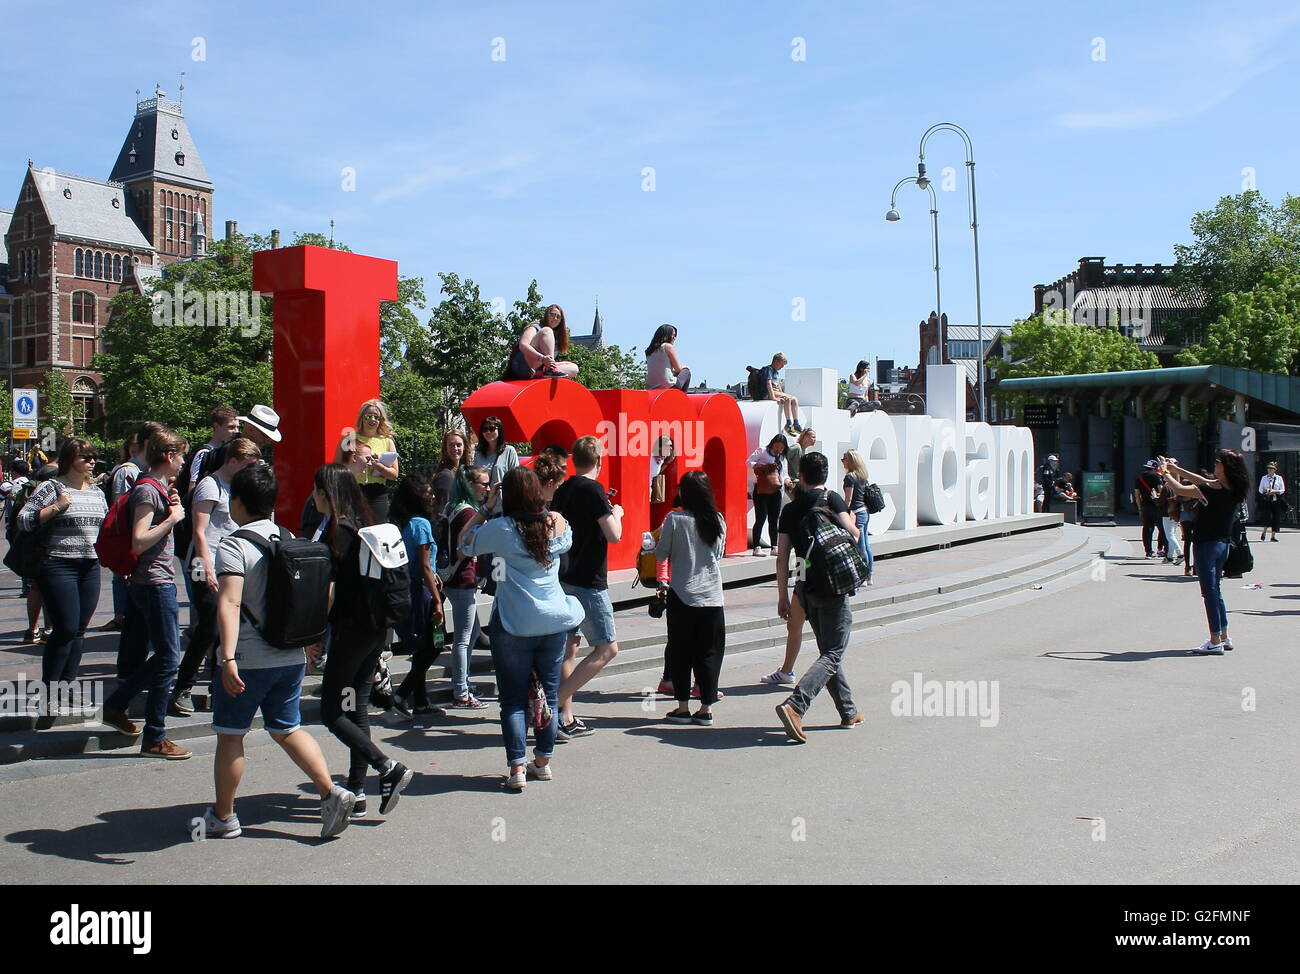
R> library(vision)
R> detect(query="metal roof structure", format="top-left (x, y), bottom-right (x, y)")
top-left (109, 93), bottom-right (213, 192)
top-left (999, 365), bottom-right (1300, 417)
top-left (28, 165), bottom-right (153, 250)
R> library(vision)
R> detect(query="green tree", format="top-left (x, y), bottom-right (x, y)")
top-left (992, 312), bottom-right (1160, 410)
top-left (562, 342), bottom-right (647, 390)
top-left (95, 232), bottom-right (276, 444)
top-left (41, 370), bottom-right (75, 436)
top-left (1172, 191), bottom-right (1300, 319)
top-left (1177, 269), bottom-right (1300, 374)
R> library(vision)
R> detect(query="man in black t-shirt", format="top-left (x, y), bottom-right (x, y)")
top-left (552, 435), bottom-right (624, 739)
top-left (1132, 460), bottom-right (1168, 557)
top-left (1038, 455), bottom-right (1060, 513)
top-left (773, 451), bottom-right (862, 744)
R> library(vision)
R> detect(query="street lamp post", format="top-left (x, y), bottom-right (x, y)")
top-left (917, 122), bottom-right (984, 421)
top-left (886, 176), bottom-right (942, 361)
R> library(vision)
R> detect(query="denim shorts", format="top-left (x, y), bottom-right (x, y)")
top-left (561, 583), bottom-right (617, 647)
top-left (211, 662), bottom-right (305, 736)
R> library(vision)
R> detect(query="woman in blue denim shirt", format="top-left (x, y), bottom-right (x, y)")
top-left (460, 466), bottom-right (584, 791)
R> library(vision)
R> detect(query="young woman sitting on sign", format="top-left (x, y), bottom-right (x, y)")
top-left (504, 304), bottom-right (579, 380)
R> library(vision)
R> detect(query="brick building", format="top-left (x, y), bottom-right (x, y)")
top-left (0, 86), bottom-right (212, 429)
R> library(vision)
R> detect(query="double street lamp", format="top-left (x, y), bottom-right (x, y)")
top-left (884, 177), bottom-right (942, 359)
top-left (916, 122), bottom-right (985, 421)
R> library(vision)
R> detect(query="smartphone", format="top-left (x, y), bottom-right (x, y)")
top-left (606, 487), bottom-right (619, 500)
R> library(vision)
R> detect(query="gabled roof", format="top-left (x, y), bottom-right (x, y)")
top-left (109, 94), bottom-right (212, 191)
top-left (29, 166), bottom-right (153, 250)
top-left (946, 324), bottom-right (1012, 342)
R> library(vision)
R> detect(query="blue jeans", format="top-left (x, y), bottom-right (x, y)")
top-left (488, 612), bottom-right (565, 768)
top-left (37, 557), bottom-right (101, 686)
top-left (1193, 540), bottom-right (1230, 634)
top-left (785, 584), bottom-right (857, 721)
top-left (111, 574), bottom-right (128, 618)
top-left (105, 583), bottom-right (181, 745)
top-left (854, 509), bottom-right (874, 578)
top-left (446, 587), bottom-right (481, 699)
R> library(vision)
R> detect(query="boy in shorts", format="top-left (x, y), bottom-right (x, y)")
top-left (198, 463), bottom-right (355, 840)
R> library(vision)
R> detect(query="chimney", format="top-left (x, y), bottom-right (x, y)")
top-left (224, 220), bottom-right (237, 241)
top-left (271, 229), bottom-right (280, 249)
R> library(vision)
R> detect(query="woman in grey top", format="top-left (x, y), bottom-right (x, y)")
top-left (472, 415), bottom-right (518, 515)
top-left (19, 438), bottom-right (108, 696)
top-left (656, 471), bottom-right (727, 726)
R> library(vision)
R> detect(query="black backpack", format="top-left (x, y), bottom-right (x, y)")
top-left (799, 492), bottom-right (870, 597)
top-left (172, 447), bottom-right (223, 562)
top-left (230, 529), bottom-right (333, 649)
top-left (746, 365), bottom-right (768, 401)
top-left (357, 523), bottom-right (412, 631)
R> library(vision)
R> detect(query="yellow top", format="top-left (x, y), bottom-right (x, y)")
top-left (355, 434), bottom-right (396, 485)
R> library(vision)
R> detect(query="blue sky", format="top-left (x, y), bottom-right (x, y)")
top-left (4, 0), bottom-right (1299, 386)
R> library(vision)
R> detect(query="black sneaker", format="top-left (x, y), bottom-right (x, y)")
top-left (379, 762), bottom-right (413, 815)
top-left (168, 690), bottom-right (194, 717)
top-left (350, 792), bottom-right (368, 819)
top-left (557, 718), bottom-right (594, 740)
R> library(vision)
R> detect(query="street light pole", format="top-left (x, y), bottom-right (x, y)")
top-left (886, 177), bottom-right (942, 362)
top-left (917, 122), bottom-right (984, 421)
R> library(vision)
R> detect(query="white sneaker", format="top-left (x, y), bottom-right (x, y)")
top-left (1223, 637), bottom-right (1234, 651)
top-left (760, 669), bottom-right (795, 686)
top-left (320, 785), bottom-right (356, 838)
top-left (526, 760), bottom-right (553, 781)
top-left (752, 546), bottom-right (767, 557)
top-left (200, 807), bottom-right (241, 839)
top-left (1190, 640), bottom-right (1225, 656)
top-left (502, 770), bottom-right (526, 792)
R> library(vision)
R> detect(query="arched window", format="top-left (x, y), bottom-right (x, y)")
top-left (75, 248), bottom-right (83, 277)
top-left (113, 255), bottom-right (122, 281)
top-left (72, 291), bottom-right (96, 325)
top-left (94, 252), bottom-right (103, 279)
top-left (72, 378), bottom-right (97, 428)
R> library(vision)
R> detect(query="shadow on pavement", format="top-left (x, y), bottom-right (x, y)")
top-left (622, 725), bottom-right (790, 749)
top-left (1041, 649), bottom-right (1202, 662)
top-left (5, 792), bottom-right (325, 864)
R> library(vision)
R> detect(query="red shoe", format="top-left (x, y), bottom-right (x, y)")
top-left (656, 680), bottom-right (673, 696)
top-left (690, 685), bottom-right (724, 700)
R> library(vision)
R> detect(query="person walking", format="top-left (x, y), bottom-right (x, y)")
top-left (390, 474), bottom-right (448, 715)
top-left (656, 471), bottom-right (727, 726)
top-left (553, 435), bottom-right (623, 739)
top-left (202, 463), bottom-right (356, 840)
top-left (773, 452), bottom-right (864, 743)
top-left (1133, 460), bottom-right (1168, 557)
top-left (171, 437), bottom-right (264, 716)
top-left (19, 438), bottom-right (107, 711)
top-left (335, 400), bottom-right (399, 522)
top-left (1257, 461), bottom-right (1286, 542)
top-left (100, 427), bottom-right (154, 633)
top-left (747, 434), bottom-right (788, 555)
top-left (841, 448), bottom-right (875, 585)
top-left (311, 463), bottom-right (413, 816)
top-left (101, 429), bottom-right (192, 758)
top-left (645, 324), bottom-right (692, 391)
top-left (459, 467), bottom-right (583, 790)
top-left (504, 303), bottom-right (579, 379)
top-left (1158, 451), bottom-right (1250, 655)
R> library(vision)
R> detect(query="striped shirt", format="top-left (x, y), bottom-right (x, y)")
top-left (17, 479), bottom-right (108, 560)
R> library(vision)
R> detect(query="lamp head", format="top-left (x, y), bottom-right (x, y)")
top-left (916, 162), bottom-right (930, 189)
top-left (885, 208), bottom-right (901, 222)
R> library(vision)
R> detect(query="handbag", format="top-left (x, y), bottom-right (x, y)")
top-left (1223, 522), bottom-right (1254, 578)
top-left (754, 463), bottom-right (781, 493)
top-left (527, 669), bottom-right (552, 730)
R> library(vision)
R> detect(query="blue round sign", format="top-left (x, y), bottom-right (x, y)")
top-left (16, 396), bottom-right (34, 416)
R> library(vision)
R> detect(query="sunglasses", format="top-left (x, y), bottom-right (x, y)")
top-left (79, 454), bottom-right (97, 462)
top-left (363, 413), bottom-right (380, 420)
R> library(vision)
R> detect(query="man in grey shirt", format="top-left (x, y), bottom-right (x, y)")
top-left (199, 462), bottom-right (355, 839)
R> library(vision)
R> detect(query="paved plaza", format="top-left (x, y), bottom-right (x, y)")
top-left (0, 524), bottom-right (1295, 884)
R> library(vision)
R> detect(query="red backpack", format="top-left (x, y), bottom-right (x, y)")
top-left (95, 476), bottom-right (169, 578)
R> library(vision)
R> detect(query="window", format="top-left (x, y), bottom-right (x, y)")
top-left (75, 248), bottom-right (83, 277)
top-left (73, 378), bottom-right (96, 427)
top-left (113, 254), bottom-right (122, 281)
top-left (94, 252), bottom-right (103, 279)
top-left (25, 337), bottom-right (36, 366)
top-left (25, 295), bottom-right (36, 326)
top-left (72, 291), bottom-right (96, 325)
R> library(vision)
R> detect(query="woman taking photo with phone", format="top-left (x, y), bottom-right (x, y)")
top-left (20, 438), bottom-right (108, 706)
top-left (1158, 451), bottom-right (1249, 655)
top-left (747, 433), bottom-right (788, 555)
top-left (335, 400), bottom-right (399, 522)
top-left (459, 467), bottom-right (583, 791)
